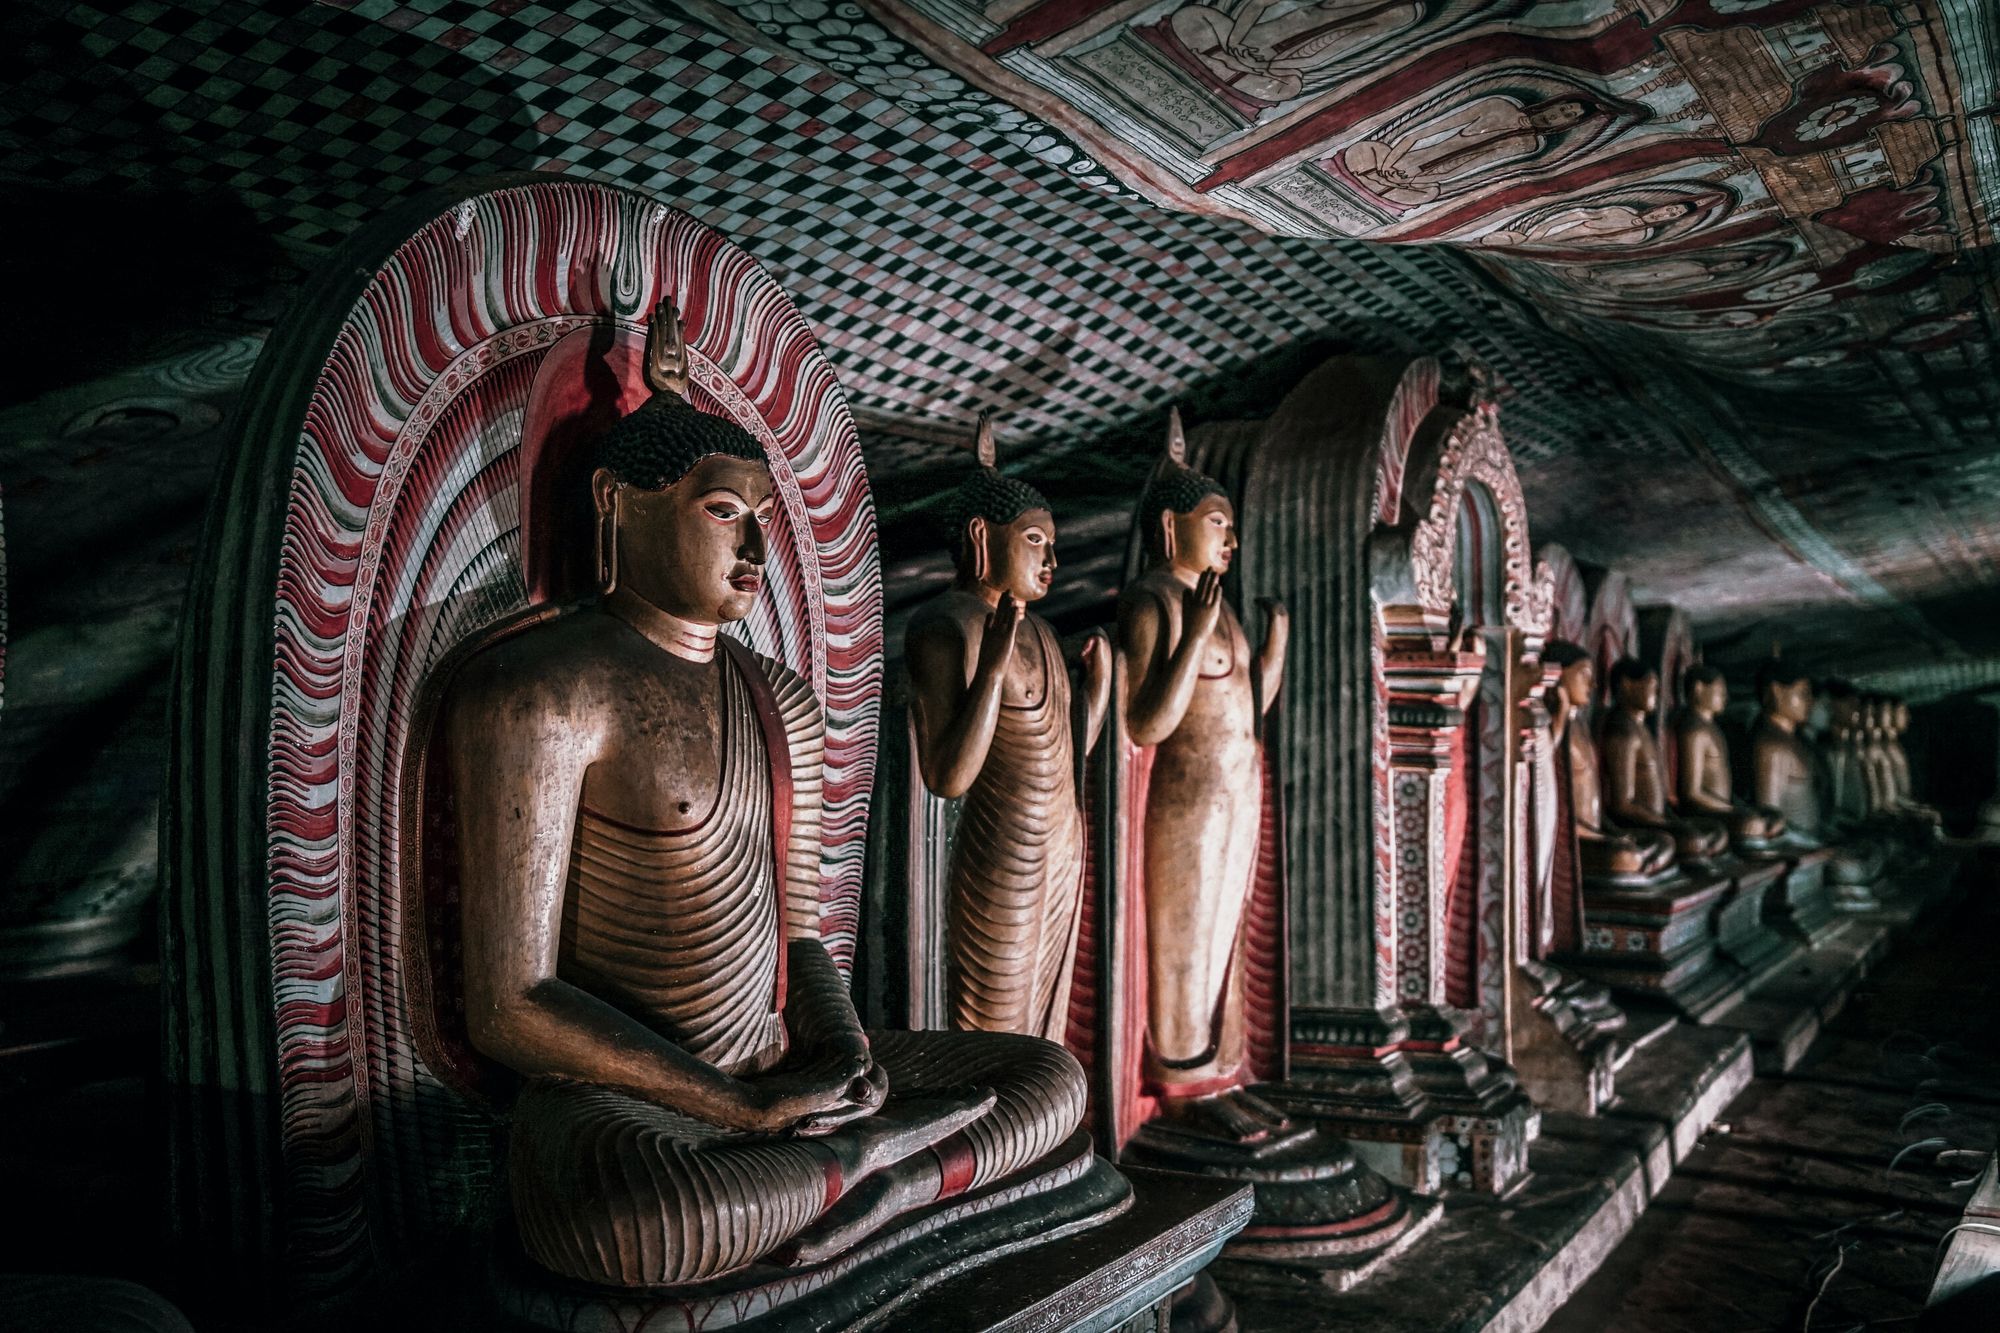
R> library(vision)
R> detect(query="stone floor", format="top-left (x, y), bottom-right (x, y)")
top-left (1546, 862), bottom-right (1999, 1333)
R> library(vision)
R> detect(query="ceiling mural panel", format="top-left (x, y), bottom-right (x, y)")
top-left (0, 0), bottom-right (1995, 690)
top-left (851, 0), bottom-right (1998, 377)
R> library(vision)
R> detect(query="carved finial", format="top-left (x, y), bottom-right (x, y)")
top-left (644, 296), bottom-right (690, 398)
top-left (973, 412), bottom-right (997, 468)
top-left (1165, 405), bottom-right (1187, 465)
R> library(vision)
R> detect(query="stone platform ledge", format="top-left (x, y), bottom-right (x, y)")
top-left (1595, 1015), bottom-right (1753, 1190)
top-left (1215, 1192), bottom-right (1442, 1295)
top-left (1706, 915), bottom-right (1892, 1073)
top-left (1219, 1122), bottom-right (1647, 1333)
top-left (876, 1168), bottom-right (1252, 1333)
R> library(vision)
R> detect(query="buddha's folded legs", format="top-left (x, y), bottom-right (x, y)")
top-left (508, 1033), bottom-right (1085, 1288)
top-left (867, 1029), bottom-right (1086, 1193)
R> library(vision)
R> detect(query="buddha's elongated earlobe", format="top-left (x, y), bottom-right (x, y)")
top-left (597, 491), bottom-right (620, 595)
top-left (967, 515), bottom-right (990, 583)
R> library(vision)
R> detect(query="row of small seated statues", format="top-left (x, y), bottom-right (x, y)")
top-left (432, 306), bottom-right (1933, 1302)
top-left (1555, 644), bottom-right (1934, 885)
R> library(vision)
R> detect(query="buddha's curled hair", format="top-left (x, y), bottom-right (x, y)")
top-left (1139, 461), bottom-right (1227, 521)
top-left (1140, 405), bottom-right (1228, 537)
top-left (595, 390), bottom-right (767, 491)
top-left (946, 466), bottom-right (1050, 562)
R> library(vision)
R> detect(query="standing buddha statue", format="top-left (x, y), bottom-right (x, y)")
top-left (439, 303), bottom-right (1089, 1289)
top-left (906, 417), bottom-right (1110, 1039)
top-left (1118, 411), bottom-right (1290, 1139)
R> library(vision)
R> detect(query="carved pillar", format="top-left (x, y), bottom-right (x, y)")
top-left (1381, 637), bottom-right (1484, 1013)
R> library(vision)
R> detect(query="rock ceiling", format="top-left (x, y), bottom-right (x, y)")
top-left (3, 0), bottom-right (1998, 697)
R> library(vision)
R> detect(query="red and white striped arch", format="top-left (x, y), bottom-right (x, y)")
top-left (266, 178), bottom-right (881, 1265)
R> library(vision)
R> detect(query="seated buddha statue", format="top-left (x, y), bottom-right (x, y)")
top-left (1600, 659), bottom-right (1729, 863)
top-left (1673, 663), bottom-right (1785, 851)
top-left (1751, 661), bottom-right (1886, 884)
top-left (441, 305), bottom-right (1086, 1289)
top-left (1818, 680), bottom-right (1877, 828)
top-left (1886, 698), bottom-right (1943, 830)
top-left (905, 417), bottom-right (1109, 1039)
top-left (1544, 642), bottom-right (1676, 881)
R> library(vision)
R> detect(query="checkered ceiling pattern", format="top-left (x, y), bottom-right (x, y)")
top-left (2, 0), bottom-right (1996, 688)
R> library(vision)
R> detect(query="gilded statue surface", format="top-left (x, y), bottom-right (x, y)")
top-left (1544, 641), bottom-right (1674, 881)
top-left (440, 306), bottom-right (1085, 1288)
top-left (1598, 659), bottom-right (1727, 863)
top-left (1673, 663), bottom-right (1785, 849)
top-left (1117, 417), bottom-right (1289, 1140)
top-left (907, 420), bottom-right (1109, 1040)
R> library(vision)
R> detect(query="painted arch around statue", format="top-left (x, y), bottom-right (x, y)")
top-left (163, 175), bottom-right (882, 1288)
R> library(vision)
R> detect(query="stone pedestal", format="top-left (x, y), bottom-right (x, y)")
top-left (1710, 857), bottom-right (1801, 984)
top-left (1281, 1008), bottom-right (1539, 1196)
top-left (1559, 870), bottom-right (1748, 1021)
top-left (1770, 848), bottom-right (1843, 943)
top-left (1508, 963), bottom-right (1624, 1116)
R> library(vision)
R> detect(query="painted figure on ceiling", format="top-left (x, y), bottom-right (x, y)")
top-left (1475, 182), bottom-right (1733, 255)
top-left (1157, 0), bottom-right (1426, 110)
top-left (1338, 91), bottom-right (1620, 211)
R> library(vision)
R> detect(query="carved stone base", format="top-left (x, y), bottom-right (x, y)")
top-left (491, 1131), bottom-right (1132, 1332)
top-left (1771, 850), bottom-right (1843, 942)
top-left (1509, 961), bottom-right (1627, 1115)
top-left (1711, 859), bottom-right (1803, 984)
top-left (1125, 1099), bottom-right (1428, 1262)
top-left (1560, 871), bottom-right (1748, 1022)
top-left (1281, 1008), bottom-right (1539, 1196)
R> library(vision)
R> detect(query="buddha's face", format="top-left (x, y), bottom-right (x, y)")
top-left (1894, 701), bottom-right (1910, 732)
top-left (969, 507), bottom-right (1057, 604)
top-left (1692, 675), bottom-right (1728, 716)
top-left (1615, 669), bottom-right (1659, 714)
top-left (1765, 678), bottom-right (1813, 727)
top-left (596, 454), bottom-right (774, 625)
top-left (1558, 658), bottom-right (1595, 709)
top-left (1164, 495), bottom-right (1237, 577)
top-left (1825, 694), bottom-right (1858, 733)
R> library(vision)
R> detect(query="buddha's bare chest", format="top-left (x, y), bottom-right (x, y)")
top-left (578, 679), bottom-right (725, 826)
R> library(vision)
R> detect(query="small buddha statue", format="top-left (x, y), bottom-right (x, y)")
top-left (1751, 661), bottom-right (1825, 843)
top-left (1118, 412), bottom-right (1290, 1140)
top-left (906, 417), bottom-right (1110, 1040)
top-left (1818, 680), bottom-right (1874, 827)
top-left (1544, 641), bottom-right (1675, 881)
top-left (1600, 658), bottom-right (1729, 863)
top-left (1513, 643), bottom-right (1628, 1047)
top-left (1673, 663), bottom-right (1785, 851)
top-left (1886, 699), bottom-right (1943, 830)
top-left (441, 302), bottom-right (1086, 1288)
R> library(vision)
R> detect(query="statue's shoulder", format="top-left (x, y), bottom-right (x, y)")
top-left (905, 588), bottom-right (986, 650)
top-left (1118, 571), bottom-right (1180, 620)
top-left (445, 605), bottom-right (625, 714)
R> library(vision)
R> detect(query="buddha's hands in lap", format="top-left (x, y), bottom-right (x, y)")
top-left (745, 1046), bottom-right (887, 1136)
